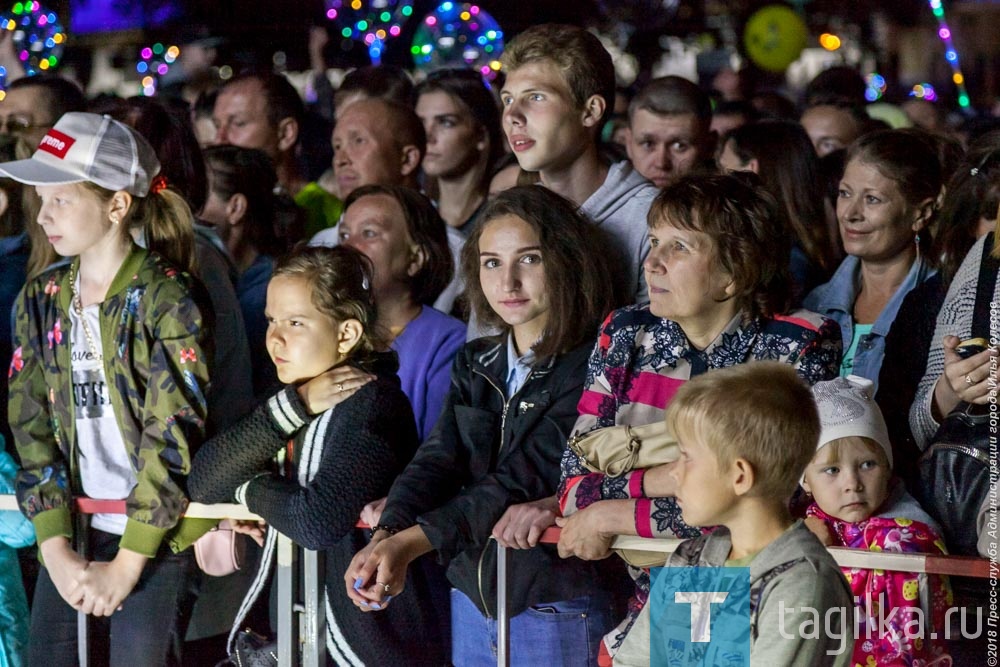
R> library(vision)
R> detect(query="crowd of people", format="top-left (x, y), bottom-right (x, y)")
top-left (0, 18), bottom-right (997, 667)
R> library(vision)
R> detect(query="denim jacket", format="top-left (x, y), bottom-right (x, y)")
top-left (804, 253), bottom-right (936, 393)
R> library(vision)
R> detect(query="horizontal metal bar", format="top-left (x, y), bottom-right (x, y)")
top-left (1, 495), bottom-right (993, 578)
top-left (0, 494), bottom-right (261, 520)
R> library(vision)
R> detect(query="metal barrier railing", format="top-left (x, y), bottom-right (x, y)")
top-left (0, 495), bottom-right (321, 666)
top-left (1, 494), bottom-right (994, 666)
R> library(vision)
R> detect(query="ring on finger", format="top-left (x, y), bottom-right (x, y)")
top-left (338, 382), bottom-right (345, 392)
top-left (376, 581), bottom-right (391, 593)
top-left (966, 374), bottom-right (974, 385)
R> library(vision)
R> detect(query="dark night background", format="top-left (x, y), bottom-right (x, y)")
top-left (52, 0), bottom-right (931, 72)
top-left (25, 1), bottom-right (1000, 106)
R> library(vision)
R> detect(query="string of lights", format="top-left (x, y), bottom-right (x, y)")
top-left (927, 0), bottom-right (970, 109)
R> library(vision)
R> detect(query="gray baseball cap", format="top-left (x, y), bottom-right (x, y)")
top-left (0, 112), bottom-right (160, 196)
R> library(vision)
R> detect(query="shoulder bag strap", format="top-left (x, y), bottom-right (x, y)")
top-left (972, 232), bottom-right (999, 340)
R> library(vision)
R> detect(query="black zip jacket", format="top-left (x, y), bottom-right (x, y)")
top-left (379, 336), bottom-right (628, 618)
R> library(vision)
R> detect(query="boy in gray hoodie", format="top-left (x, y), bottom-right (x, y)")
top-left (618, 362), bottom-right (854, 666)
top-left (499, 24), bottom-right (656, 304)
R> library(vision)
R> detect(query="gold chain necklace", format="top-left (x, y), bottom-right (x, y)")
top-left (70, 263), bottom-right (103, 363)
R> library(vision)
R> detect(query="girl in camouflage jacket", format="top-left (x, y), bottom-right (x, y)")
top-left (4, 112), bottom-right (211, 665)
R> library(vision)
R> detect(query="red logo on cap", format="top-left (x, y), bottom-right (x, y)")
top-left (37, 129), bottom-right (75, 159)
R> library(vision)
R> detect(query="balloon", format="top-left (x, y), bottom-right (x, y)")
top-left (743, 4), bottom-right (807, 73)
top-left (411, 2), bottom-right (503, 81)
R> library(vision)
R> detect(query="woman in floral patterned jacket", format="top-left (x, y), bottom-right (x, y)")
top-left (5, 112), bottom-right (211, 666)
top-left (555, 173), bottom-right (843, 663)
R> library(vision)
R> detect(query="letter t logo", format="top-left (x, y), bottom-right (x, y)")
top-left (674, 591), bottom-right (729, 642)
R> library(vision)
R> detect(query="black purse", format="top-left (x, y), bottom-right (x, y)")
top-left (916, 233), bottom-right (998, 556)
top-left (221, 629), bottom-right (278, 667)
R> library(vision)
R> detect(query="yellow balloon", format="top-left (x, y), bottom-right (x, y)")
top-left (744, 4), bottom-right (808, 72)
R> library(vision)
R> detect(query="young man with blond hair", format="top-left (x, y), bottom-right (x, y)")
top-left (499, 24), bottom-right (655, 303)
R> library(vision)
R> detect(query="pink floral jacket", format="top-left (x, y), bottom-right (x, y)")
top-left (806, 503), bottom-right (953, 666)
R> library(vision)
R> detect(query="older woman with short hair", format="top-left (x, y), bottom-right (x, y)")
top-left (556, 172), bottom-right (842, 662)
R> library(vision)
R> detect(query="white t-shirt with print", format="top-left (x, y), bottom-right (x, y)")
top-left (70, 295), bottom-right (136, 535)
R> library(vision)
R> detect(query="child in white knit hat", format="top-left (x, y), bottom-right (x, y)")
top-left (802, 375), bottom-right (952, 667)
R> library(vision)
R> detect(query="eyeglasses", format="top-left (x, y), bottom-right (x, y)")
top-left (0, 116), bottom-right (51, 135)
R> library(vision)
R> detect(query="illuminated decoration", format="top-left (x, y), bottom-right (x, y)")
top-left (411, 2), bottom-right (503, 80)
top-left (910, 82), bottom-right (938, 103)
top-left (0, 2), bottom-right (65, 76)
top-left (927, 0), bottom-right (970, 109)
top-left (324, 0), bottom-right (414, 64)
top-left (743, 5), bottom-right (808, 73)
top-left (865, 73), bottom-right (887, 102)
top-left (819, 33), bottom-right (840, 51)
top-left (136, 43), bottom-right (180, 97)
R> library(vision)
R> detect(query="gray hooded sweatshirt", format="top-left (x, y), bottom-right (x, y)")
top-left (579, 161), bottom-right (656, 305)
top-left (659, 521), bottom-right (855, 667)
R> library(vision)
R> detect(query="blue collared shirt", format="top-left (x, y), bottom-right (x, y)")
top-left (803, 253), bottom-right (936, 393)
top-left (505, 334), bottom-right (536, 398)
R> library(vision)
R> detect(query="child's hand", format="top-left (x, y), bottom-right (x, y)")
top-left (804, 516), bottom-right (835, 546)
top-left (39, 536), bottom-right (88, 609)
top-left (77, 548), bottom-right (148, 617)
top-left (230, 519), bottom-right (267, 547)
top-left (359, 497), bottom-right (387, 528)
top-left (297, 366), bottom-right (374, 414)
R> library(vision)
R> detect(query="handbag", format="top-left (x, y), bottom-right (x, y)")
top-left (221, 628), bottom-right (277, 667)
top-left (568, 421), bottom-right (679, 568)
top-left (567, 421), bottom-right (678, 477)
top-left (917, 232), bottom-right (998, 556)
top-left (194, 519), bottom-right (246, 577)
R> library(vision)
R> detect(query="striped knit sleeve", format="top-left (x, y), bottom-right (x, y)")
top-left (910, 235), bottom-right (985, 448)
top-left (189, 387), bottom-right (303, 504)
top-left (267, 387), bottom-right (310, 435)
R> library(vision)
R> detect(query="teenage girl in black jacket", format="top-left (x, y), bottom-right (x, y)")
top-left (344, 186), bottom-right (629, 666)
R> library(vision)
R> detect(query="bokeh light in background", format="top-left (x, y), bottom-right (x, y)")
top-left (819, 33), bottom-right (840, 51)
top-left (324, 0), bottom-right (414, 64)
top-left (411, 2), bottom-right (503, 80)
top-left (865, 73), bottom-right (887, 102)
top-left (0, 1), bottom-right (64, 77)
top-left (137, 42), bottom-right (180, 97)
top-left (927, 0), bottom-right (969, 109)
top-left (910, 82), bottom-right (937, 102)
